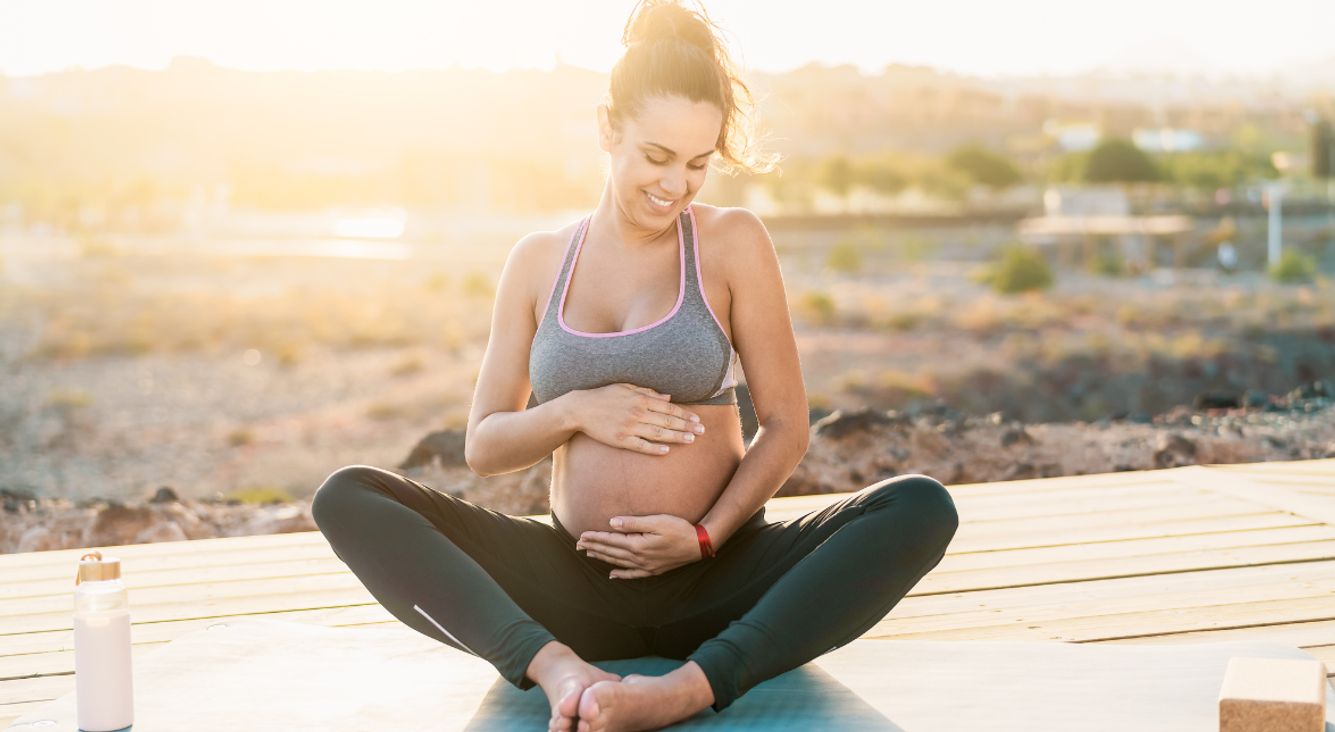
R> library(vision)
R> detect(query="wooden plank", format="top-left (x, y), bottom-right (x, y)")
top-left (2, 576), bottom-right (379, 635)
top-left (1, 699), bottom-right (56, 729)
top-left (1301, 645), bottom-right (1335, 673)
top-left (0, 604), bottom-right (392, 659)
top-left (0, 514), bottom-right (561, 570)
top-left (1209, 459), bottom-right (1335, 478)
top-left (1098, 618), bottom-right (1335, 649)
top-left (943, 470), bottom-right (1180, 493)
top-left (942, 525), bottom-right (1335, 570)
top-left (2, 638), bottom-right (171, 682)
top-left (878, 560), bottom-right (1335, 626)
top-left (0, 529), bottom-right (330, 571)
top-left (0, 540), bottom-right (340, 585)
top-left (4, 555), bottom-right (347, 603)
top-left (932, 540), bottom-right (1335, 593)
top-left (959, 495), bottom-right (1256, 529)
top-left (950, 512), bottom-right (1311, 553)
top-left (1172, 465), bottom-right (1335, 527)
top-left (870, 595), bottom-right (1335, 642)
top-left (0, 674), bottom-right (72, 706)
top-left (958, 491), bottom-right (1212, 524)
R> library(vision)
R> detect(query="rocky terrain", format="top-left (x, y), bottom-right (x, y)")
top-left (4, 380), bottom-right (1331, 555)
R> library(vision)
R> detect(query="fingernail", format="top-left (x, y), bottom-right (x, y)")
top-left (690, 414), bottom-right (700, 422)
top-left (684, 434), bottom-right (694, 442)
top-left (693, 424), bottom-right (704, 433)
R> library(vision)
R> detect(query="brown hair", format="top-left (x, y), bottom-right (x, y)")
top-left (608, 0), bottom-right (778, 175)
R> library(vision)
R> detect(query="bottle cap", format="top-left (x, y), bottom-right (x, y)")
top-left (74, 550), bottom-right (122, 585)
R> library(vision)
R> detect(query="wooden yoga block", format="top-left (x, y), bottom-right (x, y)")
top-left (1218, 656), bottom-right (1328, 732)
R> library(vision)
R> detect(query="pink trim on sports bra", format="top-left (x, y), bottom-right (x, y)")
top-left (558, 213), bottom-right (687, 339)
top-left (688, 206), bottom-right (738, 354)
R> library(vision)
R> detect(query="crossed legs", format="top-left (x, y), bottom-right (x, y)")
top-left (312, 466), bottom-right (959, 729)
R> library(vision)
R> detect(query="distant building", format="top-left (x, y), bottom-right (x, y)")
top-left (1042, 121), bottom-right (1102, 152)
top-left (1018, 185), bottom-right (1194, 270)
top-left (1132, 127), bottom-right (1205, 153)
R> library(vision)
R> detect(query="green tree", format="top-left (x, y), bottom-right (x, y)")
top-left (1158, 150), bottom-right (1277, 190)
top-left (819, 155), bottom-right (855, 197)
top-left (856, 154), bottom-right (910, 194)
top-left (826, 242), bottom-right (863, 275)
top-left (986, 243), bottom-right (1054, 294)
top-left (1083, 138), bottom-right (1161, 183)
top-left (1268, 250), bottom-right (1317, 284)
top-left (945, 143), bottom-right (1022, 189)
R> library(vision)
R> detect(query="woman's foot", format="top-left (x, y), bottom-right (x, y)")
top-left (526, 642), bottom-right (622, 732)
top-left (574, 662), bottom-right (714, 731)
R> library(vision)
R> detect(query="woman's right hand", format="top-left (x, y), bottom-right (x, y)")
top-left (569, 383), bottom-right (705, 455)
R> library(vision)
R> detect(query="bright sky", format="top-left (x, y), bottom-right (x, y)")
top-left (3, 0), bottom-right (1332, 79)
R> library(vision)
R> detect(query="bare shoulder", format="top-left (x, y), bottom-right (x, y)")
top-left (509, 225), bottom-right (573, 273)
top-left (505, 221), bottom-right (582, 320)
top-left (689, 203), bottom-right (773, 275)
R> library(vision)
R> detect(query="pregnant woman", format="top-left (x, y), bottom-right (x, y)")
top-left (312, 2), bottom-right (960, 730)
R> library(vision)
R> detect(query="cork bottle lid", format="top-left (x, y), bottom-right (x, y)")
top-left (75, 551), bottom-right (122, 585)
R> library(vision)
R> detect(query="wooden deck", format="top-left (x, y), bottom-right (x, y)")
top-left (4, 458), bottom-right (1335, 728)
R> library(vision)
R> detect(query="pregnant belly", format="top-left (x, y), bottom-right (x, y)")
top-left (551, 403), bottom-right (746, 541)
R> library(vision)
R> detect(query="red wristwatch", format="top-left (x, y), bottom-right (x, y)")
top-left (695, 523), bottom-right (716, 559)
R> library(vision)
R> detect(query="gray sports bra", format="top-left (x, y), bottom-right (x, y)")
top-left (529, 206), bottom-right (740, 407)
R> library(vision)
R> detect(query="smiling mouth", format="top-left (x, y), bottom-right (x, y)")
top-left (645, 192), bottom-right (675, 208)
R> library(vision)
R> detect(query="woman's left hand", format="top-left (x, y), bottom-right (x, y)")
top-left (577, 514), bottom-right (705, 579)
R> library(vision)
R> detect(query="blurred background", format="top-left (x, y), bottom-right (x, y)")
top-left (1, 0), bottom-right (1333, 511)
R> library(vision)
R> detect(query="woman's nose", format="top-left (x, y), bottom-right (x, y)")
top-left (661, 171), bottom-right (687, 197)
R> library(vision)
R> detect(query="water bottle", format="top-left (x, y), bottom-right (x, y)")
top-left (73, 551), bottom-right (134, 731)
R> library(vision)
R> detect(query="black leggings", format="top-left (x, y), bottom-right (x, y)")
top-left (311, 465), bottom-right (959, 713)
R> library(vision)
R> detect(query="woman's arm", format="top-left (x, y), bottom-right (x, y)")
top-left (697, 208), bottom-right (810, 547)
top-left (464, 231), bottom-right (577, 477)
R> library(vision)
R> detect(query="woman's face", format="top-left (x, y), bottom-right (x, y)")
top-left (599, 94), bottom-right (724, 230)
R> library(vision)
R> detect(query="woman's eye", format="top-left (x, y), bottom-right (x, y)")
top-left (688, 163), bottom-right (707, 171)
top-left (645, 155), bottom-right (668, 165)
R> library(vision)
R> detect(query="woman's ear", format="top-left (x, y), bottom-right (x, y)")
top-left (597, 104), bottom-right (619, 152)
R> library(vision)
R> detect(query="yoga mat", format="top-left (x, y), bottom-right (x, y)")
top-left (9, 617), bottom-right (1334, 731)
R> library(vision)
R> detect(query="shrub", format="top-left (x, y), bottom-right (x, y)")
top-left (882, 310), bottom-right (923, 331)
top-left (462, 272), bottom-right (493, 299)
top-left (898, 234), bottom-right (937, 262)
top-left (391, 352), bottom-right (425, 377)
top-left (986, 243), bottom-right (1054, 294)
top-left (797, 290), bottom-right (837, 325)
top-left (826, 242), bottom-right (863, 275)
top-left (225, 485), bottom-right (295, 505)
top-left (226, 428), bottom-right (255, 447)
top-left (366, 402), bottom-right (404, 421)
top-left (46, 389), bottom-right (92, 409)
top-left (1268, 250), bottom-right (1316, 284)
top-left (1089, 246), bottom-right (1126, 277)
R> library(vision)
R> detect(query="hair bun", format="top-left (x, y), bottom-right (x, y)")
top-left (623, 0), bottom-right (717, 55)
